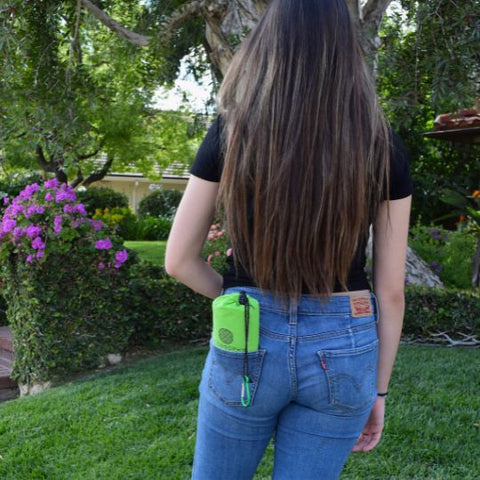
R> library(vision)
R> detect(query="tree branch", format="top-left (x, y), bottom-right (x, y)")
top-left (80, 0), bottom-right (150, 47)
top-left (35, 144), bottom-right (55, 173)
top-left (164, 1), bottom-right (206, 33)
top-left (163, 0), bottom-right (228, 34)
top-left (76, 142), bottom-right (104, 160)
top-left (70, 167), bottom-right (84, 189)
top-left (82, 154), bottom-right (114, 186)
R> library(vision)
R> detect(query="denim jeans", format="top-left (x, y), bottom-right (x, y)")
top-left (192, 287), bottom-right (378, 480)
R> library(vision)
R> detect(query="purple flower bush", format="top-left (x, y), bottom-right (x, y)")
top-left (0, 180), bottom-right (134, 386)
top-left (0, 180), bottom-right (127, 270)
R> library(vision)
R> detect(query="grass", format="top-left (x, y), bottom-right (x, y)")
top-left (124, 241), bottom-right (166, 266)
top-left (0, 345), bottom-right (478, 479)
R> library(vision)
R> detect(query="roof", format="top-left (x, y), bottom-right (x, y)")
top-left (92, 157), bottom-right (190, 180)
top-left (423, 106), bottom-right (480, 144)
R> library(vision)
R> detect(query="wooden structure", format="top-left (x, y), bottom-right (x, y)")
top-left (423, 114), bottom-right (480, 287)
top-left (423, 126), bottom-right (480, 144)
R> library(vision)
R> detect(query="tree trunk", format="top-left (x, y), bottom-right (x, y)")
top-left (202, 0), bottom-right (394, 76)
top-left (202, 0), bottom-right (267, 76)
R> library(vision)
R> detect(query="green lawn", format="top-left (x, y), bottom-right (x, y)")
top-left (124, 241), bottom-right (166, 266)
top-left (0, 345), bottom-right (478, 479)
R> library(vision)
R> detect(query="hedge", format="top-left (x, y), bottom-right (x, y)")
top-left (125, 272), bottom-right (479, 345)
top-left (3, 257), bottom-right (478, 386)
top-left (3, 253), bottom-right (133, 385)
top-left (124, 263), bottom-right (211, 346)
top-left (404, 286), bottom-right (480, 339)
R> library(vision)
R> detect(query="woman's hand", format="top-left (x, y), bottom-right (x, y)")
top-left (352, 396), bottom-right (385, 452)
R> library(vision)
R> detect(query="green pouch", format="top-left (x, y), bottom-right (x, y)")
top-left (212, 291), bottom-right (260, 352)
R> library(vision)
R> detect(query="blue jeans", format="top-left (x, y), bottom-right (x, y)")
top-left (193, 287), bottom-right (378, 480)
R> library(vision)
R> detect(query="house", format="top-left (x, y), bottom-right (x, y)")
top-left (92, 163), bottom-right (189, 213)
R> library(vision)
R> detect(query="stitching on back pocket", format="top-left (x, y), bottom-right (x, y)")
top-left (317, 340), bottom-right (378, 412)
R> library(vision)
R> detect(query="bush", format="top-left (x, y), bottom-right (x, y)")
top-left (92, 209), bottom-right (173, 241)
top-left (137, 216), bottom-right (172, 240)
top-left (409, 224), bottom-right (477, 289)
top-left (93, 206), bottom-right (139, 241)
top-left (202, 223), bottom-right (231, 273)
top-left (77, 187), bottom-right (129, 216)
top-left (0, 172), bottom-right (44, 214)
top-left (126, 278), bottom-right (480, 347)
top-left (123, 263), bottom-right (211, 346)
top-left (0, 180), bottom-right (132, 385)
top-left (404, 286), bottom-right (480, 339)
top-left (138, 189), bottom-right (183, 219)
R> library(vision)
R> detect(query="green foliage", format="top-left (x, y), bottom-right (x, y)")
top-left (3, 256), bottom-right (133, 385)
top-left (92, 206), bottom-right (139, 241)
top-left (440, 188), bottom-right (480, 229)
top-left (77, 187), bottom-right (129, 216)
top-left (0, 1), bottom-right (206, 184)
top-left (378, 1), bottom-right (480, 225)
top-left (201, 223), bottom-right (230, 274)
top-left (137, 216), bottom-right (172, 241)
top-left (137, 188), bottom-right (184, 219)
top-left (409, 224), bottom-right (477, 289)
top-left (0, 181), bottom-right (132, 384)
top-left (123, 263), bottom-right (211, 346)
top-left (0, 172), bottom-right (44, 210)
top-left (404, 286), bottom-right (480, 339)
top-left (92, 208), bottom-right (172, 241)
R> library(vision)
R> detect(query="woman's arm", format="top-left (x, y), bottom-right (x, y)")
top-left (353, 195), bottom-right (412, 452)
top-left (165, 175), bottom-right (223, 299)
top-left (373, 195), bottom-right (411, 394)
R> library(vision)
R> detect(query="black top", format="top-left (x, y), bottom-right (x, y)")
top-left (191, 116), bottom-right (413, 292)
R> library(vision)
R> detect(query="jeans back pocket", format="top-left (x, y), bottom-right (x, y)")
top-left (208, 345), bottom-right (266, 407)
top-left (317, 340), bottom-right (378, 413)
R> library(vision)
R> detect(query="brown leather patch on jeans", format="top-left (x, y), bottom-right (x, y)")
top-left (350, 295), bottom-right (373, 317)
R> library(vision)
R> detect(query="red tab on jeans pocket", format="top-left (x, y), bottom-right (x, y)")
top-left (350, 295), bottom-right (373, 317)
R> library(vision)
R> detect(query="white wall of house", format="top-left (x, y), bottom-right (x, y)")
top-left (94, 174), bottom-right (187, 213)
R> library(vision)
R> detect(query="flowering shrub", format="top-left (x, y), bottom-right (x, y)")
top-left (202, 223), bottom-right (231, 273)
top-left (0, 180), bottom-right (128, 270)
top-left (0, 180), bottom-right (133, 386)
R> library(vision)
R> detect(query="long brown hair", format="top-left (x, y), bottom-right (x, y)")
top-left (218, 0), bottom-right (390, 298)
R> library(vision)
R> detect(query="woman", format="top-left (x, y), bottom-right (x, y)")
top-left (166, 0), bottom-right (412, 478)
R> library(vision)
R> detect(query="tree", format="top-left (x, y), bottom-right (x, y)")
top-left (0, 1), bottom-right (206, 186)
top-left (377, 0), bottom-right (480, 225)
top-left (0, 1), bottom-right (408, 186)
top-left (79, 0), bottom-right (395, 77)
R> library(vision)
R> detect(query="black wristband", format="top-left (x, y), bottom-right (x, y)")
top-left (377, 392), bottom-right (388, 397)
